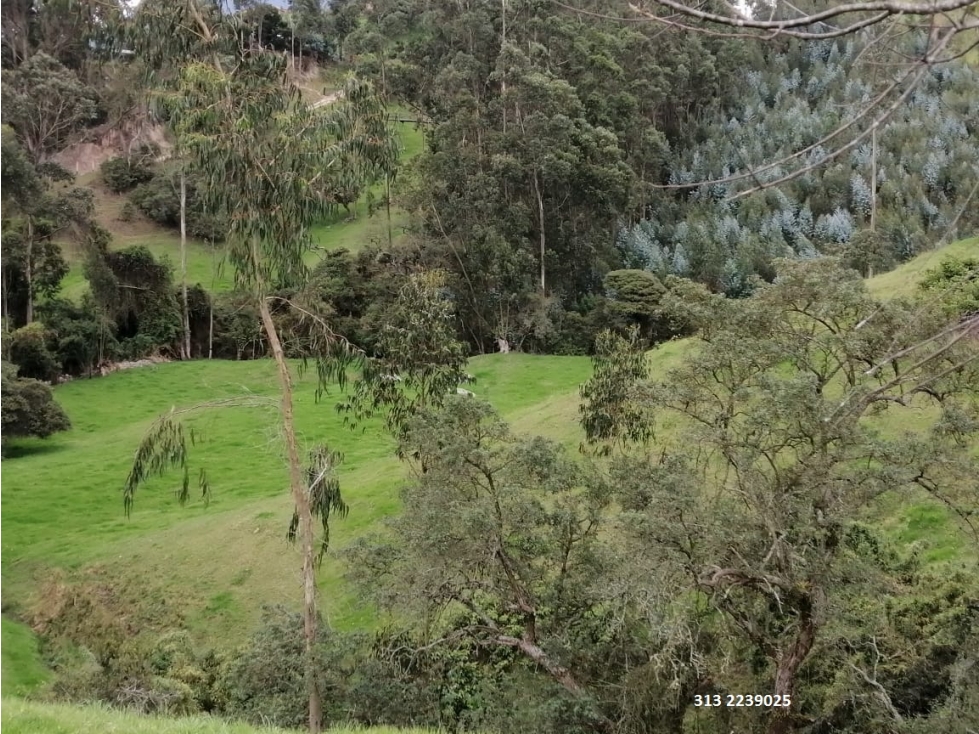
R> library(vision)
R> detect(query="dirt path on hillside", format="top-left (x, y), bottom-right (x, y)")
top-left (310, 90), bottom-right (344, 108)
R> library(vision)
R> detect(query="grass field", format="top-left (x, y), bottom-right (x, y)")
top-left (0, 699), bottom-right (439, 734)
top-left (0, 354), bottom-right (592, 643)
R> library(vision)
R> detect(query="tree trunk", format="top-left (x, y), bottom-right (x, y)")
top-left (495, 633), bottom-right (583, 695)
top-left (533, 169), bottom-right (546, 293)
top-left (501, 0), bottom-right (507, 135)
top-left (180, 171), bottom-right (192, 360)
top-left (767, 615), bottom-right (816, 734)
top-left (385, 173), bottom-right (393, 249)
top-left (257, 297), bottom-right (322, 734)
top-left (25, 218), bottom-right (34, 325)
top-left (209, 239), bottom-right (216, 360)
top-left (870, 124), bottom-right (877, 233)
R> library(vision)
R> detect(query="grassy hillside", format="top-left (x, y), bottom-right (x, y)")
top-left (866, 236), bottom-right (977, 298)
top-left (0, 699), bottom-right (437, 734)
top-left (0, 354), bottom-right (592, 642)
top-left (59, 113), bottom-right (426, 301)
top-left (3, 237), bottom-right (973, 698)
top-left (0, 620), bottom-right (49, 697)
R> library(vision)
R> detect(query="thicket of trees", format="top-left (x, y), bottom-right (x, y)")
top-left (2, 1), bottom-right (977, 733)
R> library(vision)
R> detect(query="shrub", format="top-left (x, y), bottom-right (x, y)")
top-left (919, 256), bottom-right (979, 318)
top-left (6, 321), bottom-right (60, 381)
top-left (128, 169), bottom-right (227, 243)
top-left (100, 156), bottom-right (154, 194)
top-left (1, 360), bottom-right (71, 453)
top-left (129, 177), bottom-right (179, 225)
top-left (34, 568), bottom-right (223, 715)
top-left (217, 605), bottom-right (325, 728)
top-left (118, 200), bottom-right (137, 222)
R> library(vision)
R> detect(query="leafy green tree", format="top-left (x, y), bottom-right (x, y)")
top-left (337, 269), bottom-right (468, 454)
top-left (0, 52), bottom-right (98, 161)
top-left (83, 241), bottom-right (182, 359)
top-left (598, 258), bottom-right (979, 733)
top-left (1, 126), bottom-right (91, 327)
top-left (601, 269), bottom-right (679, 343)
top-left (4, 321), bottom-right (60, 381)
top-left (35, 296), bottom-right (116, 377)
top-left (324, 0), bottom-right (358, 61)
top-left (578, 327), bottom-right (653, 455)
top-left (365, 0), bottom-right (740, 351)
top-left (289, 0), bottom-right (326, 64)
top-left (2, 0), bottom-right (123, 69)
top-left (1, 360), bottom-right (70, 454)
top-left (347, 397), bottom-right (611, 702)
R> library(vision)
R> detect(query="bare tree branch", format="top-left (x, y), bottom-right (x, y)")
top-left (630, 0), bottom-right (975, 36)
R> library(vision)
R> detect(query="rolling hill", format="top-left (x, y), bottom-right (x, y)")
top-left (1, 237), bottom-right (975, 729)
top-left (59, 110), bottom-right (426, 302)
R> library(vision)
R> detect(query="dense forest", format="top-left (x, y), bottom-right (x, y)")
top-left (1, 1), bottom-right (978, 734)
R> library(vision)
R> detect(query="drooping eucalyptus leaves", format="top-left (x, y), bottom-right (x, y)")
top-left (120, 26), bottom-right (399, 733)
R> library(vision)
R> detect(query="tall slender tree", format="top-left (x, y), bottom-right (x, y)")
top-left (121, 33), bottom-right (398, 734)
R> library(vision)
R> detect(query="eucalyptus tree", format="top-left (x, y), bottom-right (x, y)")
top-left (616, 0), bottom-right (979, 197)
top-left (119, 22), bottom-right (398, 731)
top-left (617, 36), bottom-right (979, 290)
top-left (356, 0), bottom-right (738, 350)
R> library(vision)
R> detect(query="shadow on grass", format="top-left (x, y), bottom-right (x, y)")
top-left (2, 440), bottom-right (70, 460)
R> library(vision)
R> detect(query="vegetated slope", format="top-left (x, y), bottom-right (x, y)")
top-left (0, 619), bottom-right (50, 697)
top-left (0, 698), bottom-right (436, 734)
top-left (1, 239), bottom-right (971, 681)
top-left (58, 113), bottom-right (426, 301)
top-left (866, 235), bottom-right (977, 299)
top-left (0, 354), bottom-right (592, 645)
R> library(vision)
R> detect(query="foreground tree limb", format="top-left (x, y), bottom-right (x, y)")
top-left (628, 0), bottom-right (977, 40)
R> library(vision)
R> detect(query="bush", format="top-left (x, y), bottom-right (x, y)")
top-left (100, 156), bottom-right (154, 194)
top-left (919, 256), bottom-right (979, 318)
top-left (217, 606), bottom-right (325, 728)
top-left (118, 200), bottom-right (137, 222)
top-left (129, 177), bottom-right (180, 225)
top-left (6, 322), bottom-right (60, 380)
top-left (129, 169), bottom-right (227, 243)
top-left (34, 568), bottom-right (223, 715)
top-left (1, 360), bottom-right (71, 453)
top-left (187, 211), bottom-right (227, 243)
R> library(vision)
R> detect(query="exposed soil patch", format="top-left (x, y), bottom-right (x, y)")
top-left (52, 120), bottom-right (171, 177)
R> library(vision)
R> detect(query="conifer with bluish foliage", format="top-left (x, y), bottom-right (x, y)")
top-left (619, 31), bottom-right (979, 293)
